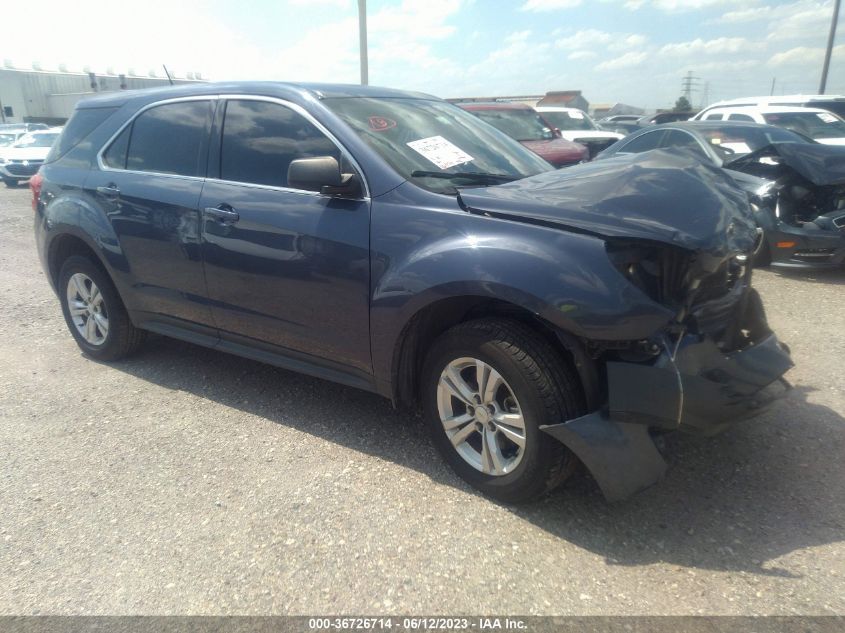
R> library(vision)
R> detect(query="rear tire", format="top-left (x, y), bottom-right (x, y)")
top-left (421, 318), bottom-right (585, 503)
top-left (58, 255), bottom-right (146, 361)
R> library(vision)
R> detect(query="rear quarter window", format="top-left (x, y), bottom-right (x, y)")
top-left (45, 107), bottom-right (119, 163)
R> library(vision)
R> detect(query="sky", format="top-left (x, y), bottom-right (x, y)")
top-left (1, 0), bottom-right (842, 110)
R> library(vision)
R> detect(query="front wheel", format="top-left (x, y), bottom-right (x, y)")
top-left (2, 177), bottom-right (19, 188)
top-left (422, 318), bottom-right (586, 503)
top-left (58, 255), bottom-right (146, 361)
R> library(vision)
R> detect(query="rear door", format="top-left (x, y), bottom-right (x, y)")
top-left (86, 98), bottom-right (216, 329)
top-left (198, 97), bottom-right (372, 374)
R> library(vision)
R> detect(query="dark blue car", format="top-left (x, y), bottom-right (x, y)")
top-left (35, 82), bottom-right (793, 502)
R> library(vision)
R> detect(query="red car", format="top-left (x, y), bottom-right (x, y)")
top-left (458, 102), bottom-right (588, 167)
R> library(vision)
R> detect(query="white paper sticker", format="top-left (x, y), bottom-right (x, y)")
top-left (818, 112), bottom-right (837, 123)
top-left (407, 136), bottom-right (474, 170)
top-left (569, 111), bottom-right (584, 119)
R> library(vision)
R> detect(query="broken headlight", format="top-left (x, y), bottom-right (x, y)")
top-left (605, 240), bottom-right (692, 309)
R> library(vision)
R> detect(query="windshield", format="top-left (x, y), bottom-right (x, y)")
top-left (467, 108), bottom-right (554, 142)
top-left (324, 97), bottom-right (552, 194)
top-left (13, 132), bottom-right (60, 149)
top-left (763, 111), bottom-right (845, 140)
top-left (0, 134), bottom-right (17, 147)
top-left (698, 125), bottom-right (810, 158)
top-left (538, 110), bottom-right (597, 131)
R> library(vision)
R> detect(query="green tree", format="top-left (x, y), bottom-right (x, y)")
top-left (674, 96), bottom-right (692, 111)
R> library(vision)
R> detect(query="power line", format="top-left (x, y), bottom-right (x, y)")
top-left (681, 70), bottom-right (700, 102)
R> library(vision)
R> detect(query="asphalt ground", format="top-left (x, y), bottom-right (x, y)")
top-left (0, 183), bottom-right (843, 615)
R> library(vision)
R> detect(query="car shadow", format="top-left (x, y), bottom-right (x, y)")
top-left (102, 336), bottom-right (845, 578)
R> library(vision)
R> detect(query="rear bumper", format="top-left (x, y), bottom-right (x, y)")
top-left (542, 290), bottom-right (793, 501)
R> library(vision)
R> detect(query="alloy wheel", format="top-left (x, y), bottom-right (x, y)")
top-left (436, 357), bottom-right (526, 476)
top-left (66, 273), bottom-right (109, 346)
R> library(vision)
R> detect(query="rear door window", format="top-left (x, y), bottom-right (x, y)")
top-left (661, 130), bottom-right (708, 157)
top-left (619, 130), bottom-right (665, 153)
top-left (219, 99), bottom-right (340, 189)
top-left (103, 100), bottom-right (212, 177)
top-left (728, 113), bottom-right (755, 122)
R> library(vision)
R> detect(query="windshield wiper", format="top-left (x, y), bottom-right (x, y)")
top-left (410, 170), bottom-right (518, 184)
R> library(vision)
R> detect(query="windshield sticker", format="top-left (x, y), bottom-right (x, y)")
top-left (407, 136), bottom-right (474, 170)
top-left (569, 111), bottom-right (584, 119)
top-left (368, 116), bottom-right (397, 132)
top-left (817, 112), bottom-right (837, 123)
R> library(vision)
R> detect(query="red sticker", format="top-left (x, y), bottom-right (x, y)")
top-left (368, 116), bottom-right (397, 132)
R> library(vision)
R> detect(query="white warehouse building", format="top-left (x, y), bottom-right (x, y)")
top-left (0, 63), bottom-right (205, 125)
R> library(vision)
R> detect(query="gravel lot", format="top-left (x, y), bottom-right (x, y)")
top-left (0, 183), bottom-right (843, 616)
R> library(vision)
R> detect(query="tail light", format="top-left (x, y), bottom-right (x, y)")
top-left (29, 170), bottom-right (43, 212)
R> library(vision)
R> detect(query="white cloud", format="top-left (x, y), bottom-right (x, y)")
top-left (555, 29), bottom-right (647, 51)
top-left (288, 0), bottom-right (350, 6)
top-left (659, 37), bottom-right (765, 56)
top-left (768, 44), bottom-right (845, 67)
top-left (596, 51), bottom-right (648, 70)
top-left (709, 6), bottom-right (771, 23)
top-left (568, 50), bottom-right (597, 60)
top-left (521, 0), bottom-right (582, 10)
top-left (625, 0), bottom-right (753, 11)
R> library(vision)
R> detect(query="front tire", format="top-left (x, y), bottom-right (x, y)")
top-left (422, 318), bottom-right (586, 503)
top-left (58, 255), bottom-right (145, 361)
top-left (752, 227), bottom-right (771, 267)
top-left (2, 177), bottom-right (19, 188)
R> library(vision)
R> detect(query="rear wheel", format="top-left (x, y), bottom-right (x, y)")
top-left (422, 318), bottom-right (585, 503)
top-left (58, 255), bottom-right (145, 361)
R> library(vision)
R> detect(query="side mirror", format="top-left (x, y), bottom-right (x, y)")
top-left (287, 156), bottom-right (362, 197)
top-left (552, 127), bottom-right (562, 139)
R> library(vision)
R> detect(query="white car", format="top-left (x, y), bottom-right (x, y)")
top-left (535, 106), bottom-right (623, 158)
top-left (694, 94), bottom-right (845, 120)
top-left (694, 106), bottom-right (845, 146)
top-left (0, 127), bottom-right (62, 187)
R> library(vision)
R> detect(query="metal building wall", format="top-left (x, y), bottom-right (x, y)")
top-left (0, 69), bottom-right (204, 123)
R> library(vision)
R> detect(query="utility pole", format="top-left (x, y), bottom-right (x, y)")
top-left (819, 0), bottom-right (841, 93)
top-left (358, 0), bottom-right (368, 86)
top-left (701, 82), bottom-right (710, 108)
top-left (681, 70), bottom-right (700, 103)
top-left (770, 77), bottom-right (776, 96)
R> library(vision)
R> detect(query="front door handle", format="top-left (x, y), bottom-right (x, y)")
top-left (204, 205), bottom-right (240, 223)
top-left (96, 184), bottom-right (120, 198)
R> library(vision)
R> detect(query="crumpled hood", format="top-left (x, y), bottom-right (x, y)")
top-left (726, 142), bottom-right (845, 187)
top-left (458, 149), bottom-right (758, 258)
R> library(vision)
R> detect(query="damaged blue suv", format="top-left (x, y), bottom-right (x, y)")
top-left (35, 83), bottom-right (793, 502)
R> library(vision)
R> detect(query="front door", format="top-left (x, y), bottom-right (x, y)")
top-left (199, 98), bottom-right (371, 374)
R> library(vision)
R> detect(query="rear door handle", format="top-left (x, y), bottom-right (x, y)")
top-left (204, 205), bottom-right (240, 223)
top-left (96, 185), bottom-right (120, 198)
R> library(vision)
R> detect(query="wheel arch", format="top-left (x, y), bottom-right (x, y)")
top-left (47, 232), bottom-right (109, 290)
top-left (390, 296), bottom-right (599, 412)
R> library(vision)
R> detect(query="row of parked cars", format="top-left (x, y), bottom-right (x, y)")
top-left (30, 81), bottom-right (807, 504)
top-left (0, 123), bottom-right (64, 187)
top-left (452, 95), bottom-right (845, 271)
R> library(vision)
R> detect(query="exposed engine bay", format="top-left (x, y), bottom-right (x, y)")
top-left (724, 143), bottom-right (845, 267)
